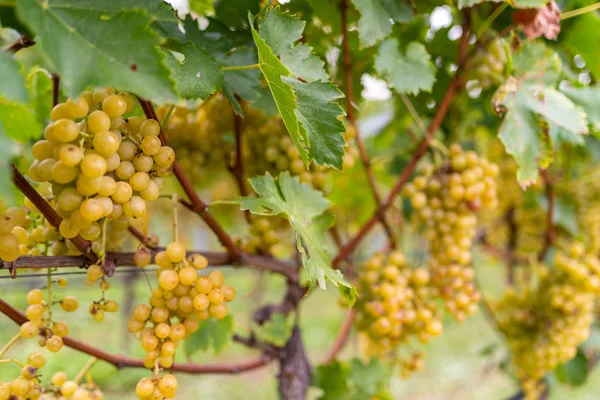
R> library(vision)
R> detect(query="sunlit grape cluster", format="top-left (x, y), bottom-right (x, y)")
top-left (39, 370), bottom-right (104, 400)
top-left (0, 204), bottom-right (29, 261)
top-left (0, 352), bottom-right (45, 399)
top-left (27, 87), bottom-right (175, 256)
top-left (355, 251), bottom-right (442, 378)
top-left (465, 38), bottom-right (507, 90)
top-left (134, 374), bottom-right (178, 400)
top-left (404, 144), bottom-right (498, 321)
top-left (128, 243), bottom-right (235, 398)
top-left (495, 242), bottom-right (600, 399)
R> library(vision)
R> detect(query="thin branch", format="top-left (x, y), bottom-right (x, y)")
top-left (11, 164), bottom-right (96, 261)
top-left (333, 9), bottom-right (472, 267)
top-left (340, 0), bottom-right (397, 249)
top-left (127, 226), bottom-right (158, 250)
top-left (137, 97), bottom-right (241, 259)
top-left (51, 73), bottom-right (60, 107)
top-left (323, 310), bottom-right (355, 364)
top-left (0, 251), bottom-right (297, 281)
top-left (230, 107), bottom-right (251, 220)
top-left (0, 298), bottom-right (271, 374)
top-left (4, 36), bottom-right (35, 53)
top-left (538, 169), bottom-right (555, 261)
top-left (561, 2), bottom-right (600, 20)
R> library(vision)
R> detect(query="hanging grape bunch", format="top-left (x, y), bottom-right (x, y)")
top-left (403, 144), bottom-right (499, 321)
top-left (355, 251), bottom-right (442, 378)
top-left (495, 242), bottom-right (600, 400)
top-left (27, 88), bottom-right (175, 254)
top-left (464, 38), bottom-right (507, 90)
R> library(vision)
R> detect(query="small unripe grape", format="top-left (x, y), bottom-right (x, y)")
top-left (123, 196), bottom-right (146, 219)
top-left (52, 321), bottom-right (69, 337)
top-left (102, 95), bottom-right (128, 117)
top-left (51, 161), bottom-right (79, 184)
top-left (27, 352), bottom-right (46, 369)
top-left (136, 378), bottom-right (155, 398)
top-left (192, 254), bottom-right (208, 270)
top-left (98, 176), bottom-right (116, 197)
top-left (61, 296), bottom-right (79, 312)
top-left (195, 276), bottom-right (212, 294)
top-left (222, 285), bottom-right (236, 302)
top-left (134, 248), bottom-right (151, 268)
top-left (51, 119), bottom-right (79, 142)
top-left (116, 161), bottom-right (135, 180)
top-left (154, 146), bottom-right (176, 168)
top-left (159, 270), bottom-right (179, 291)
top-left (140, 135), bottom-right (161, 155)
top-left (76, 176), bottom-right (102, 196)
top-left (140, 180), bottom-right (160, 201)
top-left (178, 266), bottom-right (198, 286)
top-left (51, 371), bottom-right (68, 386)
top-left (133, 303), bottom-right (151, 321)
top-left (57, 187), bottom-right (83, 212)
top-left (133, 153), bottom-right (154, 172)
top-left (26, 289), bottom-right (44, 305)
top-left (93, 131), bottom-right (120, 157)
top-left (60, 381), bottom-right (78, 397)
top-left (59, 218), bottom-right (80, 239)
top-left (117, 140), bottom-right (137, 161)
top-left (129, 171), bottom-right (150, 191)
top-left (65, 96), bottom-right (89, 118)
top-left (20, 321), bottom-right (39, 338)
top-left (158, 374), bottom-right (178, 398)
top-left (208, 270), bottom-right (225, 288)
top-left (193, 294), bottom-right (209, 311)
top-left (209, 303), bottom-right (228, 319)
top-left (80, 198), bottom-right (104, 221)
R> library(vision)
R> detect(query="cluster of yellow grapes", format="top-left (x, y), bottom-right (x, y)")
top-left (19, 286), bottom-right (79, 352)
top-left (83, 263), bottom-right (120, 322)
top-left (355, 251), bottom-right (442, 378)
top-left (129, 242), bottom-right (235, 399)
top-left (238, 216), bottom-right (288, 255)
top-left (495, 242), bottom-right (600, 399)
top-left (464, 38), bottom-right (507, 90)
top-left (404, 144), bottom-right (498, 321)
top-left (0, 205), bottom-right (30, 261)
top-left (27, 87), bottom-right (174, 255)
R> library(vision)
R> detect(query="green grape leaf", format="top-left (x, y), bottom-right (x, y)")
top-left (250, 11), bottom-right (347, 168)
top-left (0, 133), bottom-right (16, 202)
top-left (0, 52), bottom-right (27, 104)
top-left (493, 42), bottom-right (588, 187)
top-left (351, 0), bottom-right (392, 48)
top-left (239, 173), bottom-right (356, 303)
top-left (190, 0), bottom-right (216, 16)
top-left (257, 7), bottom-right (327, 82)
top-left (312, 361), bottom-right (351, 400)
top-left (184, 16), bottom-right (260, 114)
top-left (165, 42), bottom-right (223, 100)
top-left (255, 313), bottom-right (293, 347)
top-left (375, 39), bottom-right (436, 95)
top-left (215, 0), bottom-right (259, 29)
top-left (0, 4), bottom-right (32, 35)
top-left (349, 358), bottom-right (392, 396)
top-left (555, 350), bottom-right (589, 386)
top-left (184, 315), bottom-right (233, 355)
top-left (565, 13), bottom-right (600, 80)
top-left (561, 86), bottom-right (600, 131)
top-left (16, 0), bottom-right (177, 103)
top-left (282, 78), bottom-right (347, 169)
top-left (0, 99), bottom-right (41, 141)
top-left (25, 67), bottom-right (52, 125)
top-left (379, 0), bottom-right (413, 23)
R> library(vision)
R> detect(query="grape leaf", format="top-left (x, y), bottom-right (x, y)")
top-left (16, 0), bottom-right (177, 103)
top-left (0, 52), bottom-right (27, 104)
top-left (283, 78), bottom-right (347, 169)
top-left (184, 315), bottom-right (233, 355)
top-left (349, 358), bottom-right (392, 396)
top-left (0, 98), bottom-right (41, 141)
top-left (190, 0), bottom-right (216, 16)
top-left (379, 0), bottom-right (412, 22)
top-left (184, 16), bottom-right (260, 114)
top-left (165, 42), bottom-right (223, 100)
top-left (239, 173), bottom-right (356, 303)
top-left (26, 67), bottom-right (53, 125)
top-left (493, 42), bottom-right (588, 186)
top-left (564, 13), bottom-right (600, 80)
top-left (375, 39), bottom-right (436, 95)
top-left (561, 86), bottom-right (600, 130)
top-left (0, 133), bottom-right (16, 202)
top-left (257, 7), bottom-right (327, 82)
top-left (555, 350), bottom-right (589, 386)
top-left (255, 313), bottom-right (293, 347)
top-left (250, 11), bottom-right (347, 168)
top-left (312, 361), bottom-right (351, 400)
top-left (215, 0), bottom-right (259, 29)
top-left (351, 0), bottom-right (392, 48)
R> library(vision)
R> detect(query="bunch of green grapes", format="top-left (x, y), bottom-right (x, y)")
top-left (495, 242), bottom-right (600, 400)
top-left (157, 95), bottom-right (235, 186)
top-left (40, 370), bottom-right (104, 399)
top-left (0, 204), bottom-right (29, 261)
top-left (129, 243), bottom-right (235, 398)
top-left (479, 141), bottom-right (547, 260)
top-left (237, 216), bottom-right (289, 255)
top-left (27, 87), bottom-right (175, 256)
top-left (355, 251), bottom-right (442, 378)
top-left (464, 38), bottom-right (507, 90)
top-left (18, 283), bottom-right (80, 352)
top-left (403, 144), bottom-right (498, 321)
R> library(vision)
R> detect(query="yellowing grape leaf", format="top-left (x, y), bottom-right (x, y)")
top-left (493, 42), bottom-right (588, 187)
top-left (16, 0), bottom-right (177, 103)
top-left (239, 173), bottom-right (356, 304)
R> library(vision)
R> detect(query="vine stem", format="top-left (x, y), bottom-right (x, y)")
top-left (0, 333), bottom-right (21, 359)
top-left (221, 64), bottom-right (260, 71)
top-left (137, 97), bottom-right (241, 260)
top-left (476, 3), bottom-right (508, 38)
top-left (333, 9), bottom-right (472, 267)
top-left (323, 309), bottom-right (355, 363)
top-left (339, 0), bottom-right (397, 249)
top-left (231, 108), bottom-right (251, 223)
top-left (0, 359), bottom-right (25, 367)
top-left (0, 252), bottom-right (297, 281)
top-left (561, 2), bottom-right (600, 20)
top-left (51, 73), bottom-right (60, 107)
top-left (4, 35), bottom-right (35, 53)
top-left (0, 298), bottom-right (272, 374)
top-left (74, 357), bottom-right (98, 383)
